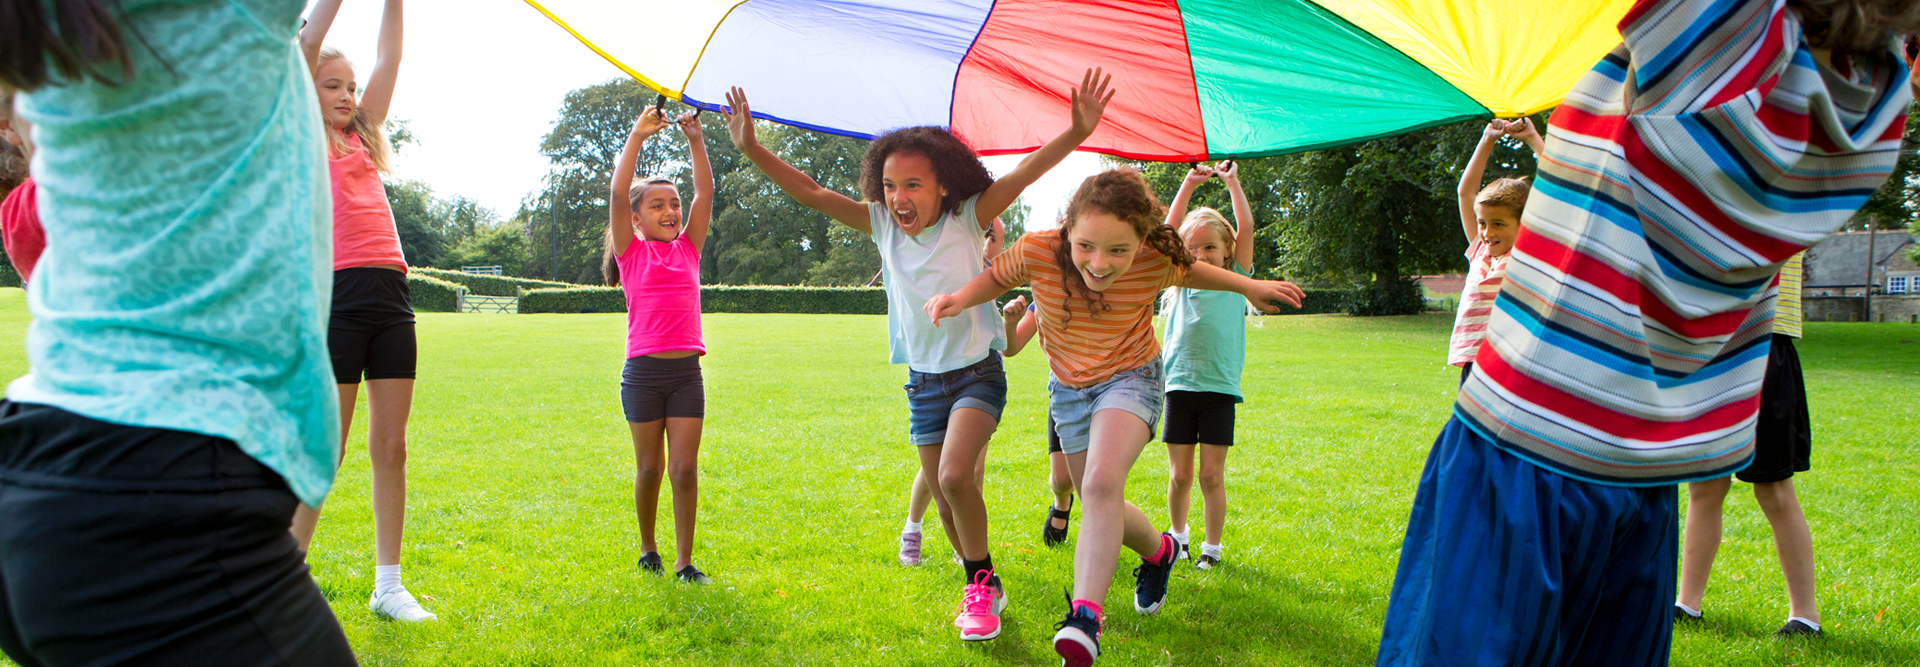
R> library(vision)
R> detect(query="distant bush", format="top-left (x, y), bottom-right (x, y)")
top-left (413, 266), bottom-right (575, 297)
top-left (408, 272), bottom-right (465, 312)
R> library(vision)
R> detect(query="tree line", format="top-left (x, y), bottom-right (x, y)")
top-left (388, 79), bottom-right (1919, 314)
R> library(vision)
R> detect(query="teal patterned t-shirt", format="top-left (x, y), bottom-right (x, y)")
top-left (1161, 264), bottom-right (1249, 402)
top-left (8, 0), bottom-right (340, 506)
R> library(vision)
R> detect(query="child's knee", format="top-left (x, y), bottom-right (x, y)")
top-left (667, 459), bottom-right (698, 487)
top-left (1197, 466), bottom-right (1225, 492)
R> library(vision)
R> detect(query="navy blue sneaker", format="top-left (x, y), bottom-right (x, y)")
top-left (1132, 532), bottom-right (1177, 615)
top-left (1052, 598), bottom-right (1101, 666)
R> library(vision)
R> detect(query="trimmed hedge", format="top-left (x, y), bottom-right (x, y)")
top-left (524, 286), bottom-right (919, 315)
top-left (407, 273), bottom-right (465, 312)
top-left (519, 286), bottom-right (624, 314)
top-left (413, 266), bottom-right (576, 297)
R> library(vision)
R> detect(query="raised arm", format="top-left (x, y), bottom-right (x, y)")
top-left (1457, 120), bottom-right (1505, 245)
top-left (609, 107), bottom-right (669, 258)
top-left (925, 268), bottom-right (1018, 326)
top-left (724, 87), bottom-right (869, 232)
top-left (1218, 161), bottom-right (1255, 272)
top-left (1000, 296), bottom-right (1040, 357)
top-left (974, 68), bottom-right (1114, 228)
top-left (357, 0), bottom-right (403, 126)
top-left (1181, 261), bottom-right (1302, 312)
top-left (1163, 163), bottom-right (1212, 228)
top-left (298, 0), bottom-right (346, 75)
top-left (1504, 117), bottom-right (1546, 160)
top-left (679, 111), bottom-right (714, 251)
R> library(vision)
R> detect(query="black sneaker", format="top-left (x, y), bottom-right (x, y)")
top-left (1052, 598), bottom-right (1102, 667)
top-left (1673, 603), bottom-right (1702, 624)
top-left (676, 565), bottom-right (712, 585)
top-left (1132, 532), bottom-right (1176, 615)
top-left (1776, 619), bottom-right (1822, 637)
top-left (637, 552), bottom-right (663, 574)
top-left (1043, 495), bottom-right (1073, 547)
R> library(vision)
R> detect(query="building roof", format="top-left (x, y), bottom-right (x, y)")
top-left (1803, 230), bottom-right (1915, 288)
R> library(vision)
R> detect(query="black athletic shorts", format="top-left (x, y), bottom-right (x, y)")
top-left (0, 401), bottom-right (356, 667)
top-left (1047, 415), bottom-right (1061, 454)
top-left (1162, 390), bottom-right (1238, 447)
top-left (620, 355), bottom-right (705, 423)
top-left (329, 266), bottom-right (416, 384)
top-left (1739, 334), bottom-right (1812, 484)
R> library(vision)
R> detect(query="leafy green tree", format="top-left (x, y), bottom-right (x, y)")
top-left (385, 179), bottom-right (446, 268)
top-left (442, 224), bottom-right (530, 276)
top-left (1126, 114), bottom-right (1543, 315)
top-left (525, 78), bottom-right (867, 285)
top-left (1853, 110), bottom-right (1918, 230)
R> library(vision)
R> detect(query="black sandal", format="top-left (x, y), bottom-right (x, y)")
top-left (1042, 495), bottom-right (1073, 546)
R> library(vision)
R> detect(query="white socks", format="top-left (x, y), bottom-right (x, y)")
top-left (1169, 528), bottom-right (1189, 545)
top-left (1673, 602), bottom-right (1702, 619)
top-left (375, 564), bottom-right (403, 594)
top-left (903, 519), bottom-right (923, 534)
top-left (1787, 616), bottom-right (1820, 631)
top-left (1200, 542), bottom-right (1224, 560)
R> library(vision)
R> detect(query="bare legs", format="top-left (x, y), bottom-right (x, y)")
top-left (1166, 443), bottom-right (1229, 545)
top-left (290, 379), bottom-right (413, 567)
top-left (632, 417), bottom-right (703, 571)
top-left (1678, 476), bottom-right (1818, 622)
top-left (912, 408), bottom-right (996, 560)
top-left (910, 444), bottom-right (987, 556)
top-left (1066, 410), bottom-right (1163, 604)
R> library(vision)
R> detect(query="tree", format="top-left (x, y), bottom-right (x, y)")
top-left (1853, 110), bottom-right (1919, 231)
top-left (525, 78), bottom-right (868, 285)
top-left (385, 179), bottom-right (446, 268)
top-left (441, 224), bottom-right (530, 275)
top-left (1125, 114), bottom-right (1544, 315)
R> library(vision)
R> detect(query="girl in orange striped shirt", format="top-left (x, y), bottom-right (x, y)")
top-left (926, 169), bottom-right (1302, 666)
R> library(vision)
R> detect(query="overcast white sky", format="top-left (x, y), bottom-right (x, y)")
top-left (309, 0), bottom-right (1101, 229)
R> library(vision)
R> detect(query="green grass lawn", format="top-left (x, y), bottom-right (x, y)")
top-left (0, 287), bottom-right (1915, 665)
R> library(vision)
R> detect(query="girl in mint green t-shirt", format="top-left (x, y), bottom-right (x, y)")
top-left (1159, 162), bottom-right (1255, 571)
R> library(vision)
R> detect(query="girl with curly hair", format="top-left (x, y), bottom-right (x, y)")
top-left (724, 69), bottom-right (1115, 643)
top-left (926, 168), bottom-right (1303, 666)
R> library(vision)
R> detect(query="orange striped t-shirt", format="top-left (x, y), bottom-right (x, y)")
top-left (988, 232), bottom-right (1185, 388)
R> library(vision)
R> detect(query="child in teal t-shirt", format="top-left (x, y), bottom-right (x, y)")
top-left (1159, 162), bottom-right (1254, 570)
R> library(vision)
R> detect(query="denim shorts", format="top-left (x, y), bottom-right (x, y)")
top-left (1049, 363), bottom-right (1165, 455)
top-left (905, 351), bottom-right (1008, 446)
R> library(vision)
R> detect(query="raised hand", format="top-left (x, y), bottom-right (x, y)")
top-left (1245, 279), bottom-right (1305, 312)
top-left (1482, 119), bottom-right (1509, 140)
top-left (1184, 163), bottom-right (1214, 185)
top-left (1503, 117), bottom-right (1539, 141)
top-left (1215, 160), bottom-right (1239, 185)
top-left (633, 106), bottom-right (668, 138)
top-left (1001, 295), bottom-right (1028, 321)
top-left (724, 87), bottom-right (758, 149)
top-left (1068, 67), bottom-right (1116, 138)
top-left (925, 294), bottom-right (965, 327)
top-left (676, 109), bottom-right (703, 140)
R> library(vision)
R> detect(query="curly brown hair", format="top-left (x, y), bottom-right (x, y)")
top-left (860, 127), bottom-right (993, 219)
top-left (0, 93), bottom-right (24, 197)
top-left (1788, 0), bottom-right (1920, 53)
top-left (1053, 168), bottom-right (1195, 325)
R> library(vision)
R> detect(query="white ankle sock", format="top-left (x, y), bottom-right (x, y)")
top-left (375, 564), bottom-right (403, 594)
top-left (1787, 616), bottom-right (1820, 631)
top-left (1170, 528), bottom-right (1189, 544)
top-left (903, 520), bottom-right (923, 534)
top-left (1200, 542), bottom-right (1224, 559)
top-left (1674, 601), bottom-right (1702, 618)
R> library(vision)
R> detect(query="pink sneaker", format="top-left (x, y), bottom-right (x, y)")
top-left (954, 570), bottom-right (1006, 641)
top-left (898, 530), bottom-right (922, 566)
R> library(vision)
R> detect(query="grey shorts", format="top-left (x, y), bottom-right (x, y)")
top-left (619, 355), bottom-right (705, 423)
top-left (1048, 363), bottom-right (1165, 455)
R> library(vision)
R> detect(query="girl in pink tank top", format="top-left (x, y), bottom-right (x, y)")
top-left (287, 0), bottom-right (438, 624)
top-left (605, 102), bottom-right (715, 583)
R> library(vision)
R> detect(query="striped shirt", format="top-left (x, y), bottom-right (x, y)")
top-left (1448, 240), bottom-right (1510, 367)
top-left (1774, 252), bottom-right (1804, 338)
top-left (1457, 0), bottom-right (1909, 486)
top-left (989, 232), bottom-right (1184, 388)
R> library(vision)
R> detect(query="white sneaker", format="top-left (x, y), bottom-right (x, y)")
top-left (369, 587), bottom-right (438, 622)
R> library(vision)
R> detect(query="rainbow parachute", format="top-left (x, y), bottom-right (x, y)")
top-left (526, 0), bottom-right (1633, 161)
